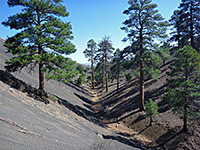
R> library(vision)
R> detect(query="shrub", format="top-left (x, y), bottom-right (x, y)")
top-left (145, 98), bottom-right (158, 126)
top-left (125, 73), bottom-right (132, 83)
top-left (49, 94), bottom-right (58, 103)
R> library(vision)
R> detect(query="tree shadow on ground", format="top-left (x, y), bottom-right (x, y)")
top-left (0, 70), bottom-right (106, 128)
top-left (0, 70), bottom-right (49, 104)
top-left (67, 82), bottom-right (93, 97)
top-left (156, 127), bottom-right (184, 149)
top-left (97, 82), bottom-right (139, 108)
top-left (94, 78), bottom-right (141, 122)
top-left (144, 84), bottom-right (170, 114)
top-left (102, 134), bottom-right (148, 150)
top-left (129, 114), bottom-right (146, 126)
top-left (58, 97), bottom-right (106, 128)
top-left (74, 92), bottom-right (93, 105)
top-left (98, 94), bottom-right (140, 121)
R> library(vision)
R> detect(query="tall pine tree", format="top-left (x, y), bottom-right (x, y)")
top-left (169, 10), bottom-right (188, 49)
top-left (97, 36), bottom-right (114, 92)
top-left (121, 0), bottom-right (169, 110)
top-left (83, 39), bottom-right (97, 89)
top-left (110, 48), bottom-right (122, 93)
top-left (2, 0), bottom-right (76, 90)
top-left (178, 0), bottom-right (200, 48)
top-left (164, 46), bottom-right (200, 132)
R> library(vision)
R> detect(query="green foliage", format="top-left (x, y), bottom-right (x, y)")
top-left (84, 67), bottom-right (90, 73)
top-left (145, 99), bottom-right (158, 126)
top-left (83, 39), bottom-right (97, 89)
top-left (96, 36), bottom-right (114, 91)
top-left (143, 50), bottom-right (162, 80)
top-left (121, 0), bottom-right (170, 73)
top-left (76, 64), bottom-right (84, 74)
top-left (125, 73), bottom-right (132, 83)
top-left (49, 94), bottom-right (58, 103)
top-left (2, 0), bottom-right (76, 89)
top-left (110, 49), bottom-right (122, 80)
top-left (76, 73), bottom-right (86, 85)
top-left (134, 69), bottom-right (140, 78)
top-left (83, 39), bottom-right (97, 61)
top-left (87, 76), bottom-right (92, 83)
top-left (35, 89), bottom-right (45, 96)
top-left (45, 57), bottom-right (78, 83)
top-left (163, 46), bottom-right (200, 131)
top-left (77, 75), bottom-right (84, 85)
top-left (169, 10), bottom-right (188, 48)
top-left (178, 0), bottom-right (200, 47)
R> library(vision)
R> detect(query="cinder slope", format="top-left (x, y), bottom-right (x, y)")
top-left (0, 38), bottom-right (142, 150)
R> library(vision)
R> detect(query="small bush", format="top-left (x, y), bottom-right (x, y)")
top-left (125, 73), bottom-right (132, 83)
top-left (134, 70), bottom-right (140, 78)
top-left (87, 76), bottom-right (92, 83)
top-left (36, 89), bottom-right (44, 96)
top-left (49, 94), bottom-right (58, 103)
top-left (76, 64), bottom-right (84, 74)
top-left (77, 75), bottom-right (84, 85)
top-left (145, 98), bottom-right (158, 126)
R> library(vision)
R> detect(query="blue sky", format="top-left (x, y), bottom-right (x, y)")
top-left (0, 0), bottom-right (181, 64)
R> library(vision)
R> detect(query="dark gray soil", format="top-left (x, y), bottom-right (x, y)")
top-left (0, 37), bottom-right (143, 150)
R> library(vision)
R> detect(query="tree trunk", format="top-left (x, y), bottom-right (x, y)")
top-left (39, 61), bottom-right (44, 90)
top-left (140, 60), bottom-right (145, 111)
top-left (183, 102), bottom-right (188, 133)
top-left (102, 57), bottom-right (104, 88)
top-left (139, 24), bottom-right (144, 111)
top-left (183, 59), bottom-right (188, 133)
top-left (91, 56), bottom-right (95, 89)
top-left (177, 24), bottom-right (181, 49)
top-left (190, 1), bottom-right (194, 48)
top-left (37, 8), bottom-right (44, 91)
top-left (117, 59), bottom-right (119, 93)
top-left (149, 116), bottom-right (152, 126)
top-left (105, 53), bottom-right (108, 92)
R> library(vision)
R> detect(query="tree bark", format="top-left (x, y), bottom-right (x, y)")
top-left (39, 61), bottom-right (44, 90)
top-left (37, 8), bottom-right (44, 91)
top-left (190, 1), bottom-right (194, 48)
top-left (183, 58), bottom-right (188, 133)
top-left (150, 116), bottom-right (152, 126)
top-left (139, 24), bottom-right (145, 111)
top-left (91, 56), bottom-right (95, 89)
top-left (183, 103), bottom-right (188, 133)
top-left (105, 52), bottom-right (108, 92)
top-left (102, 57), bottom-right (104, 88)
top-left (117, 59), bottom-right (119, 93)
top-left (140, 60), bottom-right (145, 111)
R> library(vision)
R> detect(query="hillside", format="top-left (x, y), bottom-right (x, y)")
top-left (93, 59), bottom-right (200, 149)
top-left (0, 37), bottom-right (200, 150)
top-left (0, 38), bottom-right (145, 150)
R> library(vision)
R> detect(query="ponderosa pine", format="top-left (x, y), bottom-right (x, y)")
top-left (121, 0), bottom-right (169, 110)
top-left (164, 46), bottom-right (200, 133)
top-left (2, 0), bottom-right (76, 90)
top-left (83, 39), bottom-right (97, 89)
top-left (97, 36), bottom-right (114, 92)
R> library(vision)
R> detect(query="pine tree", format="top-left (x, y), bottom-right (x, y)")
top-left (164, 46), bottom-right (200, 133)
top-left (97, 36), bottom-right (114, 92)
top-left (121, 0), bottom-right (169, 110)
top-left (2, 0), bottom-right (76, 90)
top-left (169, 10), bottom-right (188, 49)
top-left (110, 48), bottom-right (122, 93)
top-left (178, 0), bottom-right (200, 48)
top-left (83, 39), bottom-right (97, 89)
top-left (145, 98), bottom-right (158, 126)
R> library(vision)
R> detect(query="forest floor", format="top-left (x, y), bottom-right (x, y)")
top-left (90, 62), bottom-right (200, 150)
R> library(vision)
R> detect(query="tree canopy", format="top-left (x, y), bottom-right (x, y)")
top-left (2, 0), bottom-right (77, 90)
top-left (121, 0), bottom-right (169, 110)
